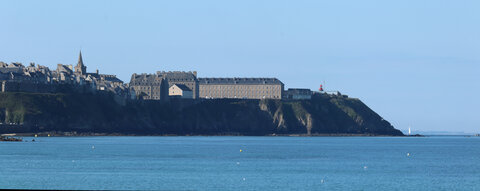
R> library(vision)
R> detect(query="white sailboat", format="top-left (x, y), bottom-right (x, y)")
top-left (408, 127), bottom-right (411, 135)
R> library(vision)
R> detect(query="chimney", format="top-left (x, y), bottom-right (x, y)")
top-left (96, 69), bottom-right (99, 74)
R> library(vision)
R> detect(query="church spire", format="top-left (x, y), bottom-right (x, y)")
top-left (78, 51), bottom-right (84, 66)
top-left (75, 50), bottom-right (87, 75)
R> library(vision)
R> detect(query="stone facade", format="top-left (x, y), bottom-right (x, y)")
top-left (198, 78), bottom-right (284, 99)
top-left (0, 62), bottom-right (55, 93)
top-left (169, 84), bottom-right (193, 99)
top-left (129, 73), bottom-right (169, 101)
top-left (155, 71), bottom-right (199, 99)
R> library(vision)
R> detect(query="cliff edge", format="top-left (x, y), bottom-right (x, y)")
top-left (0, 92), bottom-right (403, 136)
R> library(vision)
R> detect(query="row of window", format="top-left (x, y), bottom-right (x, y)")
top-left (134, 86), bottom-right (162, 90)
top-left (144, 96), bottom-right (161, 100)
top-left (200, 85), bottom-right (281, 90)
top-left (200, 90), bottom-right (280, 97)
top-left (202, 95), bottom-right (280, 99)
top-left (133, 82), bottom-right (163, 86)
top-left (200, 90), bottom-right (280, 94)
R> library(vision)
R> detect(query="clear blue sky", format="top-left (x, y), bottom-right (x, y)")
top-left (1, 0), bottom-right (479, 133)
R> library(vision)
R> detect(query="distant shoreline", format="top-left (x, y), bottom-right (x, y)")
top-left (9, 132), bottom-right (412, 137)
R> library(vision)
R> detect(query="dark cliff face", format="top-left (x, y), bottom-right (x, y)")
top-left (0, 92), bottom-right (403, 136)
top-left (258, 94), bottom-right (403, 135)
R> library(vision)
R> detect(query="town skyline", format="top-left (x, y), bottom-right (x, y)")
top-left (0, 51), bottom-right (298, 101)
top-left (1, 0), bottom-right (479, 133)
top-left (0, 51), bottom-right (290, 86)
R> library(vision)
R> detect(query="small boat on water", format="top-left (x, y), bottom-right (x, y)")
top-left (475, 134), bottom-right (480, 137)
top-left (0, 134), bottom-right (23, 142)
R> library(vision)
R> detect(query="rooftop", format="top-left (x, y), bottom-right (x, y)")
top-left (172, 84), bottom-right (192, 91)
top-left (198, 77), bottom-right (283, 85)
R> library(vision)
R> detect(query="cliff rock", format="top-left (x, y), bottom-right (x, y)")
top-left (0, 92), bottom-right (403, 136)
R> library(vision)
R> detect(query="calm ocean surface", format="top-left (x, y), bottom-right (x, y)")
top-left (0, 136), bottom-right (479, 190)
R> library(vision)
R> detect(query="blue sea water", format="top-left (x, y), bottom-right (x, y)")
top-left (0, 136), bottom-right (479, 190)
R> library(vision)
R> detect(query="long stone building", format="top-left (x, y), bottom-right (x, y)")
top-left (198, 78), bottom-right (284, 99)
top-left (129, 73), bottom-right (169, 101)
top-left (155, 71), bottom-right (199, 99)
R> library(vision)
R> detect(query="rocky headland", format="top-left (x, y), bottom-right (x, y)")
top-left (0, 92), bottom-right (403, 136)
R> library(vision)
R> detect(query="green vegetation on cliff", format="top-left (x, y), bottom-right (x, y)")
top-left (0, 92), bottom-right (403, 136)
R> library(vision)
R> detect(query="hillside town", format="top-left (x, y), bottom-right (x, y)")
top-left (0, 52), bottom-right (344, 101)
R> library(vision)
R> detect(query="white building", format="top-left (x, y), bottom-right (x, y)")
top-left (169, 84), bottom-right (193, 99)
